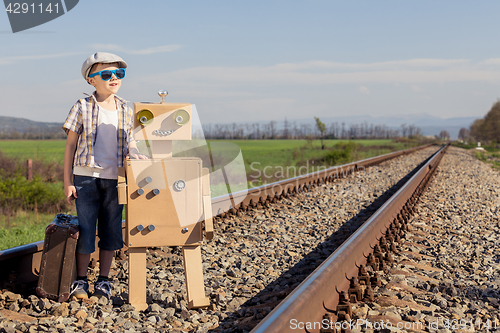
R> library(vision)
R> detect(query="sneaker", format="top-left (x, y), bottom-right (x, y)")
top-left (93, 280), bottom-right (113, 299)
top-left (70, 280), bottom-right (89, 299)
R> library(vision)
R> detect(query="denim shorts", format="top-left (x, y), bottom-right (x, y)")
top-left (74, 175), bottom-right (123, 254)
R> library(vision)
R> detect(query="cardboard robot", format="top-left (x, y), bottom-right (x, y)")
top-left (118, 90), bottom-right (213, 311)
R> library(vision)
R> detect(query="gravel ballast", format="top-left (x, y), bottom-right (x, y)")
top-left (0, 146), bottom-right (442, 333)
top-left (347, 146), bottom-right (500, 333)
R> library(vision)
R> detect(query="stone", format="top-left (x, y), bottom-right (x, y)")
top-left (98, 297), bottom-right (109, 306)
top-left (226, 297), bottom-right (245, 312)
top-left (82, 322), bottom-right (95, 330)
top-left (52, 303), bottom-right (69, 317)
top-left (8, 303), bottom-right (19, 312)
top-left (180, 309), bottom-right (191, 320)
top-left (163, 307), bottom-right (175, 317)
top-left (352, 306), bottom-right (368, 319)
top-left (148, 303), bottom-right (162, 313)
top-left (120, 304), bottom-right (135, 312)
top-left (75, 309), bottom-right (88, 321)
top-left (0, 310), bottom-right (36, 323)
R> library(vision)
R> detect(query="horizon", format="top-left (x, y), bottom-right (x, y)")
top-left (2, 1), bottom-right (500, 126)
top-left (0, 111), bottom-right (473, 140)
top-left (0, 111), bottom-right (477, 125)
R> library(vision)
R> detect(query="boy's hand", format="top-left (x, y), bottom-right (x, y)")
top-left (128, 148), bottom-right (149, 160)
top-left (65, 185), bottom-right (77, 204)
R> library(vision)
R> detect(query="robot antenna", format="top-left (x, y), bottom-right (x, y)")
top-left (158, 90), bottom-right (168, 104)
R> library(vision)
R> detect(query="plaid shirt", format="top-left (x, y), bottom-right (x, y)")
top-left (63, 92), bottom-right (133, 169)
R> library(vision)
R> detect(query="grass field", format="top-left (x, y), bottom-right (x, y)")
top-left (0, 138), bottom-right (406, 163)
top-left (0, 211), bottom-right (76, 250)
top-left (0, 140), bottom-right (66, 163)
top-left (232, 139), bottom-right (410, 166)
top-left (453, 141), bottom-right (500, 170)
top-left (0, 138), bottom-right (423, 250)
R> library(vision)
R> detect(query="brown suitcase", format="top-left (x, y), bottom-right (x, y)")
top-left (36, 214), bottom-right (79, 302)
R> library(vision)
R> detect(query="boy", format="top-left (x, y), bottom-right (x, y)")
top-left (63, 52), bottom-right (146, 299)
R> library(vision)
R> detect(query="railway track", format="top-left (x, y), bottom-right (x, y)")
top-left (0, 143), bottom-right (444, 332)
top-left (251, 144), bottom-right (448, 333)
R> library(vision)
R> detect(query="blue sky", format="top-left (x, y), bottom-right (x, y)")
top-left (1, 0), bottom-right (500, 127)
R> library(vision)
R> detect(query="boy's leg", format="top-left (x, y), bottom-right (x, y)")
top-left (98, 250), bottom-right (114, 277)
top-left (73, 175), bottom-right (100, 299)
top-left (76, 253), bottom-right (91, 276)
top-left (94, 178), bottom-right (123, 299)
top-left (73, 253), bottom-right (91, 299)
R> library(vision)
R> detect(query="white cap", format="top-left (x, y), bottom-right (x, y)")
top-left (81, 52), bottom-right (127, 79)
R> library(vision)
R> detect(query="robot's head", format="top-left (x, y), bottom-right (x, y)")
top-left (133, 90), bottom-right (192, 141)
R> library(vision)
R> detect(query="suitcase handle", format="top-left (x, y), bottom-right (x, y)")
top-left (45, 224), bottom-right (57, 234)
top-left (69, 226), bottom-right (79, 239)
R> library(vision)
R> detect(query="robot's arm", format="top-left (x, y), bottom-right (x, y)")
top-left (118, 166), bottom-right (128, 205)
top-left (202, 168), bottom-right (214, 240)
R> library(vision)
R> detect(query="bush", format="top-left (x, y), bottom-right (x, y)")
top-left (0, 151), bottom-right (63, 183)
top-left (0, 175), bottom-right (68, 216)
top-left (474, 151), bottom-right (487, 162)
top-left (323, 141), bottom-right (359, 165)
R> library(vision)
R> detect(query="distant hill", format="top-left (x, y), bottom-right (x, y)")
top-left (0, 116), bottom-right (63, 133)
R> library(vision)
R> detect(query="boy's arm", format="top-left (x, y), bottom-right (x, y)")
top-left (128, 139), bottom-right (148, 159)
top-left (126, 106), bottom-right (148, 159)
top-left (64, 130), bottom-right (79, 204)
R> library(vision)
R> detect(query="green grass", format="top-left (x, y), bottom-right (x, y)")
top-left (452, 141), bottom-right (500, 153)
top-left (0, 210), bottom-right (75, 250)
top-left (453, 141), bottom-right (500, 171)
top-left (219, 139), bottom-right (419, 186)
top-left (220, 139), bottom-right (410, 167)
top-left (0, 138), bottom-right (411, 165)
top-left (475, 150), bottom-right (500, 170)
top-left (0, 139), bottom-right (66, 164)
top-left (0, 225), bottom-right (46, 250)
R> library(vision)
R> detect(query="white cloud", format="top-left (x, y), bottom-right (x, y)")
top-left (0, 52), bottom-right (81, 65)
top-left (272, 59), bottom-right (470, 71)
top-left (410, 84), bottom-right (424, 92)
top-left (90, 44), bottom-right (182, 55)
top-left (137, 58), bottom-right (500, 87)
top-left (482, 58), bottom-right (500, 65)
top-left (358, 86), bottom-right (370, 94)
top-left (0, 45), bottom-right (182, 65)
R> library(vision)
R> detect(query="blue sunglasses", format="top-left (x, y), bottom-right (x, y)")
top-left (88, 68), bottom-right (126, 81)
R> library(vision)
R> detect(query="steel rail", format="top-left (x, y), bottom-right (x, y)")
top-left (251, 144), bottom-right (448, 333)
top-left (0, 144), bottom-right (433, 290)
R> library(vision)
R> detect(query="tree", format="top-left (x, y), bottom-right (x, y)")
top-left (458, 127), bottom-right (470, 142)
top-left (469, 100), bottom-right (500, 143)
top-left (314, 117), bottom-right (326, 149)
top-left (439, 130), bottom-right (450, 140)
top-left (283, 117), bottom-right (290, 139)
top-left (400, 123), bottom-right (408, 137)
top-left (470, 118), bottom-right (484, 142)
top-left (481, 101), bottom-right (500, 142)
